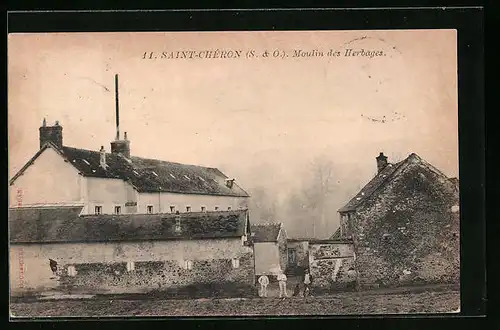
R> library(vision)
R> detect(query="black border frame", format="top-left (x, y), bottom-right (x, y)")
top-left (5, 6), bottom-right (486, 328)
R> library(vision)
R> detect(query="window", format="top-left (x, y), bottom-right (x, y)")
top-left (170, 206), bottom-right (176, 213)
top-left (214, 206), bottom-right (219, 211)
top-left (186, 206), bottom-right (191, 212)
top-left (183, 260), bottom-right (193, 270)
top-left (175, 218), bottom-right (182, 233)
top-left (227, 206), bottom-right (232, 211)
top-left (95, 206), bottom-right (102, 215)
top-left (114, 206), bottom-right (122, 214)
top-left (67, 265), bottom-right (77, 276)
top-left (231, 258), bottom-right (240, 269)
top-left (49, 259), bottom-right (58, 275)
top-left (201, 206), bottom-right (206, 212)
top-left (126, 261), bottom-right (135, 272)
top-left (147, 205), bottom-right (154, 214)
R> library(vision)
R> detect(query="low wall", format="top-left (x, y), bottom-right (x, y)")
top-left (308, 241), bottom-right (357, 293)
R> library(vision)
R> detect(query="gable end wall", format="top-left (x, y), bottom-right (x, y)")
top-left (349, 161), bottom-right (460, 288)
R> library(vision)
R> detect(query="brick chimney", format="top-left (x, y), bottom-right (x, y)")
top-left (376, 152), bottom-right (388, 173)
top-left (111, 132), bottom-right (130, 158)
top-left (39, 118), bottom-right (63, 149)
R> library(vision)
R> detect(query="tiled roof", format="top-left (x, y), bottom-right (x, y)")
top-left (338, 159), bottom-right (405, 213)
top-left (250, 223), bottom-right (282, 242)
top-left (338, 153), bottom-right (455, 213)
top-left (10, 143), bottom-right (249, 197)
top-left (9, 207), bottom-right (250, 244)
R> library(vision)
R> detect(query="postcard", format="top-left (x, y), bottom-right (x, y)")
top-left (8, 29), bottom-right (460, 317)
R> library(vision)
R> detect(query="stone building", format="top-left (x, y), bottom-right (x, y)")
top-left (250, 223), bottom-right (287, 278)
top-left (335, 152), bottom-right (460, 289)
top-left (9, 78), bottom-right (253, 298)
top-left (9, 207), bottom-right (254, 297)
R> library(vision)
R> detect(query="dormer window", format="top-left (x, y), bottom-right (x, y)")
top-left (95, 206), bottom-right (102, 215)
top-left (170, 206), bottom-right (176, 213)
top-left (186, 206), bottom-right (191, 212)
top-left (147, 205), bottom-right (154, 214)
top-left (201, 206), bottom-right (206, 212)
top-left (114, 206), bottom-right (122, 214)
top-left (214, 206), bottom-right (219, 211)
top-left (227, 206), bottom-right (232, 211)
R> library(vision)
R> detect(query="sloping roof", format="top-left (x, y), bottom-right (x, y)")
top-left (250, 223), bottom-right (282, 242)
top-left (338, 153), bottom-right (454, 213)
top-left (9, 207), bottom-right (250, 244)
top-left (330, 228), bottom-right (341, 239)
top-left (9, 143), bottom-right (249, 197)
top-left (338, 159), bottom-right (405, 213)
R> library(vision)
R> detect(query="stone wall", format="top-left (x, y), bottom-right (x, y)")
top-left (308, 242), bottom-right (357, 292)
top-left (349, 161), bottom-right (460, 288)
top-left (58, 253), bottom-right (255, 296)
top-left (10, 238), bottom-right (255, 297)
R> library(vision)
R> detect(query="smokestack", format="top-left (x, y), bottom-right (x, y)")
top-left (115, 74), bottom-right (120, 140)
top-left (110, 74), bottom-right (131, 158)
top-left (376, 152), bottom-right (388, 173)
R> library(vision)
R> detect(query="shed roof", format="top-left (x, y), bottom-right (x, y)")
top-left (9, 206), bottom-right (250, 244)
top-left (250, 223), bottom-right (282, 242)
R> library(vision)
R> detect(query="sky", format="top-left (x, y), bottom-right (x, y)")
top-left (8, 30), bottom-right (458, 235)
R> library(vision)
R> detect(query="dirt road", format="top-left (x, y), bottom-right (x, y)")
top-left (10, 289), bottom-right (459, 317)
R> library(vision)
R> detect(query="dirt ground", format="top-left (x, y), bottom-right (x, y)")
top-left (10, 289), bottom-right (460, 317)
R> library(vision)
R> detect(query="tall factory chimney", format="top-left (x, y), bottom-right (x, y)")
top-left (110, 74), bottom-right (131, 158)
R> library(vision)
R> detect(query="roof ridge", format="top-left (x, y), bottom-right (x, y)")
top-left (61, 146), bottom-right (217, 170)
top-left (251, 222), bottom-right (281, 226)
top-left (338, 155), bottom-right (411, 212)
top-left (131, 155), bottom-right (218, 170)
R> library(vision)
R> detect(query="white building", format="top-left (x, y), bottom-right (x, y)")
top-left (9, 119), bottom-right (250, 215)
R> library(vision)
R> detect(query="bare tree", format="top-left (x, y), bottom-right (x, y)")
top-left (284, 155), bottom-right (336, 238)
top-left (248, 186), bottom-right (277, 223)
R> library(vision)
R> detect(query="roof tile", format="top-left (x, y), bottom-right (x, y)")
top-left (9, 207), bottom-right (249, 244)
top-left (250, 223), bottom-right (282, 242)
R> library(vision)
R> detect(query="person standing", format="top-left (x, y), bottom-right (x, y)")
top-left (303, 269), bottom-right (313, 297)
top-left (277, 270), bottom-right (288, 298)
top-left (258, 275), bottom-right (269, 297)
